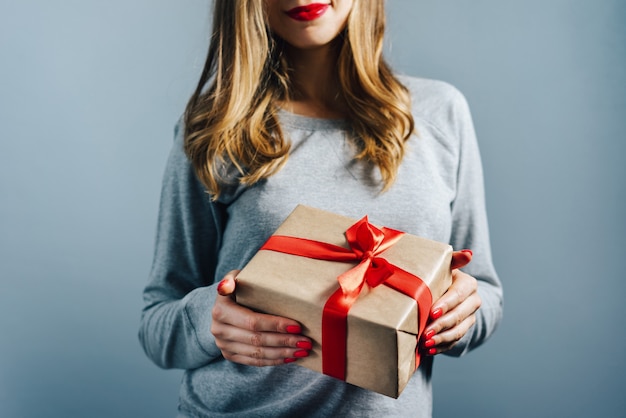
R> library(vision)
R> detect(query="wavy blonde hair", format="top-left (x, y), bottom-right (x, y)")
top-left (184, 0), bottom-right (414, 198)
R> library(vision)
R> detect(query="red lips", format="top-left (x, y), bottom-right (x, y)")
top-left (286, 3), bottom-right (330, 21)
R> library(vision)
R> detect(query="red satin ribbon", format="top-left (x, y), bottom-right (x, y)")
top-left (259, 216), bottom-right (432, 380)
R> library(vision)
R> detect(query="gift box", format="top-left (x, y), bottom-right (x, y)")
top-left (236, 205), bottom-right (452, 398)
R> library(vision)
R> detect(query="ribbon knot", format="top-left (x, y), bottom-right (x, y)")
top-left (336, 216), bottom-right (404, 303)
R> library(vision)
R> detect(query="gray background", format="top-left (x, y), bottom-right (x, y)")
top-left (1, 1), bottom-right (624, 417)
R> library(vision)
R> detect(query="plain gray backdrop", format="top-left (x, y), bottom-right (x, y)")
top-left (1, 1), bottom-right (624, 417)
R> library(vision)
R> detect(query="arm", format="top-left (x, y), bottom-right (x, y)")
top-left (138, 122), bottom-right (226, 369)
top-left (138, 123), bottom-right (313, 369)
top-left (422, 89), bottom-right (504, 356)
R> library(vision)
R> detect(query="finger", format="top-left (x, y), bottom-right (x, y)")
top-left (429, 269), bottom-right (478, 320)
top-left (211, 302), bottom-right (313, 367)
top-left (217, 270), bottom-right (239, 296)
top-left (428, 290), bottom-right (481, 335)
top-left (220, 340), bottom-right (311, 363)
top-left (212, 296), bottom-right (304, 335)
top-left (212, 320), bottom-right (312, 350)
top-left (450, 249), bottom-right (473, 270)
top-left (212, 311), bottom-right (313, 367)
top-left (423, 315), bottom-right (477, 356)
top-left (222, 349), bottom-right (309, 367)
top-left (421, 290), bottom-right (481, 349)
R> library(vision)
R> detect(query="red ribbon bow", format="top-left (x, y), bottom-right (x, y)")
top-left (260, 216), bottom-right (432, 380)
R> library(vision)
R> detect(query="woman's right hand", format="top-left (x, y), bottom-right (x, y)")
top-left (211, 270), bottom-right (313, 367)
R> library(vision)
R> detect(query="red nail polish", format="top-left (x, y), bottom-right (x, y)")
top-left (431, 308), bottom-right (443, 319)
top-left (424, 329), bottom-right (436, 340)
top-left (296, 341), bottom-right (312, 350)
top-left (424, 339), bottom-right (436, 348)
top-left (216, 279), bottom-right (227, 295)
top-left (284, 357), bottom-right (297, 364)
top-left (428, 348), bottom-right (437, 356)
top-left (286, 325), bottom-right (302, 334)
top-left (294, 350), bottom-right (309, 358)
top-left (461, 249), bottom-right (473, 256)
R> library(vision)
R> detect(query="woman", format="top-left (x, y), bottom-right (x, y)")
top-left (139, 1), bottom-right (503, 416)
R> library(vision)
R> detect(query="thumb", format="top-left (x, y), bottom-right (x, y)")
top-left (216, 270), bottom-right (239, 296)
top-left (451, 249), bottom-right (473, 270)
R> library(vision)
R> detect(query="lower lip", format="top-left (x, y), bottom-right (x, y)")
top-left (286, 4), bottom-right (330, 21)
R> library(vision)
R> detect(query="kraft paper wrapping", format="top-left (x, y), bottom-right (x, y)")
top-left (236, 205), bottom-right (452, 398)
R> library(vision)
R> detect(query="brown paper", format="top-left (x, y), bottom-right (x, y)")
top-left (236, 205), bottom-right (452, 398)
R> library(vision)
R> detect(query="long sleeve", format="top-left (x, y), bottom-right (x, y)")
top-left (444, 88), bottom-right (504, 356)
top-left (138, 122), bottom-right (227, 369)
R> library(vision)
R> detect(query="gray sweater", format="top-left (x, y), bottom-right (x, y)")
top-left (139, 77), bottom-right (503, 417)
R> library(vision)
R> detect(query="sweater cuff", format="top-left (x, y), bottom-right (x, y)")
top-left (183, 285), bottom-right (222, 360)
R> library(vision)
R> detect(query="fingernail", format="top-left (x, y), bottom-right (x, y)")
top-left (296, 341), bottom-right (312, 350)
top-left (431, 308), bottom-right (443, 319)
top-left (284, 357), bottom-right (297, 364)
top-left (424, 329), bottom-right (436, 340)
top-left (286, 325), bottom-right (302, 334)
top-left (461, 249), bottom-right (473, 256)
top-left (424, 339), bottom-right (436, 348)
top-left (294, 350), bottom-right (309, 358)
top-left (428, 348), bottom-right (437, 356)
top-left (216, 279), bottom-right (228, 295)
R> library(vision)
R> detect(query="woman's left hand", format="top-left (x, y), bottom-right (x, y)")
top-left (420, 250), bottom-right (482, 355)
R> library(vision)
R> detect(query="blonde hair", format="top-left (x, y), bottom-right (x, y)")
top-left (184, 0), bottom-right (414, 198)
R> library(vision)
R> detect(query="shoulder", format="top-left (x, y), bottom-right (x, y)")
top-left (168, 117), bottom-right (187, 163)
top-left (396, 75), bottom-right (469, 110)
top-left (165, 117), bottom-right (195, 178)
top-left (396, 75), bottom-right (473, 138)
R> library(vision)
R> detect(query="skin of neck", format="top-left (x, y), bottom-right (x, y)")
top-left (282, 39), bottom-right (347, 119)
